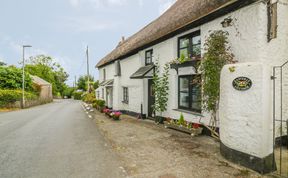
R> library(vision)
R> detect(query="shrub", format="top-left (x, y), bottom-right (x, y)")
top-left (73, 91), bottom-right (83, 100)
top-left (82, 92), bottom-right (96, 104)
top-left (0, 90), bottom-right (37, 107)
top-left (0, 66), bottom-right (34, 91)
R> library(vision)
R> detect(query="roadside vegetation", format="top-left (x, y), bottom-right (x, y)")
top-left (0, 55), bottom-right (69, 108)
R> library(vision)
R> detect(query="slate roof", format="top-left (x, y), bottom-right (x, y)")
top-left (130, 65), bottom-right (155, 79)
top-left (96, 0), bottom-right (256, 68)
top-left (31, 75), bottom-right (51, 86)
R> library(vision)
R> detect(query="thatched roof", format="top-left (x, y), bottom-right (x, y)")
top-left (96, 0), bottom-right (256, 68)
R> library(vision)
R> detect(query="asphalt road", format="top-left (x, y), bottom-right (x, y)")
top-left (0, 100), bottom-right (125, 178)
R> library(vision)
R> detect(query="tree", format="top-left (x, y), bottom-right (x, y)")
top-left (0, 65), bottom-right (34, 91)
top-left (0, 60), bottom-right (6, 66)
top-left (152, 59), bottom-right (170, 123)
top-left (77, 75), bottom-right (94, 91)
top-left (93, 80), bottom-right (99, 90)
top-left (25, 55), bottom-right (69, 96)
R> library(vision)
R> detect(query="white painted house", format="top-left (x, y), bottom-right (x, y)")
top-left (96, 0), bottom-right (287, 124)
top-left (95, 0), bottom-right (288, 173)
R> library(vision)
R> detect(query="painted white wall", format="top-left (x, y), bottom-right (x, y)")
top-left (220, 62), bottom-right (273, 158)
top-left (96, 1), bottom-right (288, 128)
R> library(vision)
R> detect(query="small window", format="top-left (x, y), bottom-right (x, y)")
top-left (123, 87), bottom-right (129, 104)
top-left (178, 75), bottom-right (201, 113)
top-left (102, 88), bottom-right (104, 99)
top-left (178, 31), bottom-right (201, 59)
top-left (103, 69), bottom-right (106, 81)
top-left (145, 49), bottom-right (153, 65)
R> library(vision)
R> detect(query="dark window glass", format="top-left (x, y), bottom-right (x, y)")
top-left (145, 50), bottom-right (153, 65)
top-left (123, 87), bottom-right (129, 103)
top-left (178, 31), bottom-right (201, 59)
top-left (103, 69), bottom-right (106, 80)
top-left (178, 75), bottom-right (202, 112)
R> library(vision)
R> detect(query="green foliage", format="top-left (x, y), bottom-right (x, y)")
top-left (77, 75), bottom-right (94, 91)
top-left (26, 55), bottom-right (69, 96)
top-left (178, 53), bottom-right (189, 64)
top-left (62, 87), bottom-right (75, 98)
top-left (0, 60), bottom-right (6, 66)
top-left (73, 91), bottom-right (84, 100)
top-left (93, 80), bottom-right (99, 90)
top-left (82, 92), bottom-right (96, 104)
top-left (177, 113), bottom-right (185, 125)
top-left (0, 66), bottom-right (34, 91)
top-left (152, 59), bottom-right (170, 117)
top-left (0, 89), bottom-right (37, 107)
top-left (199, 30), bottom-right (234, 113)
top-left (96, 99), bottom-right (105, 107)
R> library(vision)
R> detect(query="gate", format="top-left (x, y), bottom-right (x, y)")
top-left (272, 60), bottom-right (288, 177)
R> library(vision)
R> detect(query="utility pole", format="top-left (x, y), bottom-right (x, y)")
top-left (22, 45), bottom-right (32, 109)
top-left (74, 76), bottom-right (77, 89)
top-left (86, 46), bottom-right (90, 93)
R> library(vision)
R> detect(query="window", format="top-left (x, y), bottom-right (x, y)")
top-left (178, 31), bottom-right (201, 59)
top-left (178, 75), bottom-right (201, 112)
top-left (145, 49), bottom-right (153, 65)
top-left (123, 87), bottom-right (129, 104)
top-left (103, 69), bottom-right (106, 80)
top-left (102, 88), bottom-right (104, 99)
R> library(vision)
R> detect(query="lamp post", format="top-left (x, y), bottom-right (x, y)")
top-left (22, 45), bottom-right (32, 109)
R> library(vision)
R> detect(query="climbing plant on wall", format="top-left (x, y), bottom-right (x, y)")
top-left (152, 59), bottom-right (170, 123)
top-left (199, 30), bottom-right (235, 135)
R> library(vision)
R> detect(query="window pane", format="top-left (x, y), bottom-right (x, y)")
top-left (192, 44), bottom-right (201, 57)
top-left (179, 77), bottom-right (189, 108)
top-left (179, 48), bottom-right (189, 58)
top-left (192, 35), bottom-right (201, 45)
top-left (191, 81), bottom-right (201, 111)
top-left (180, 38), bottom-right (189, 48)
top-left (180, 93), bottom-right (189, 108)
top-left (179, 77), bottom-right (189, 92)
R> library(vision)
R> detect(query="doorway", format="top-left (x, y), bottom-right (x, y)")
top-left (147, 79), bottom-right (155, 117)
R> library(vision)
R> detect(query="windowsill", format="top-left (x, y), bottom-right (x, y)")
top-left (173, 108), bottom-right (203, 117)
top-left (122, 101), bottom-right (129, 104)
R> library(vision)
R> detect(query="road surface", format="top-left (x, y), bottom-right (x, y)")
top-left (0, 100), bottom-right (125, 178)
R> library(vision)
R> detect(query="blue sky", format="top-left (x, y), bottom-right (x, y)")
top-left (0, 0), bottom-right (176, 86)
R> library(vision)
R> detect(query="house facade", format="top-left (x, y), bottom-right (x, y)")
top-left (96, 0), bottom-right (288, 126)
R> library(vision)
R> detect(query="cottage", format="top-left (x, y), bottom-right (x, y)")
top-left (31, 75), bottom-right (53, 103)
top-left (96, 0), bottom-right (288, 174)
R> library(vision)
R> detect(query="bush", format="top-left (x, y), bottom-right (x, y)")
top-left (73, 91), bottom-right (83, 100)
top-left (0, 90), bottom-right (37, 107)
top-left (0, 66), bottom-right (34, 91)
top-left (82, 92), bottom-right (96, 104)
top-left (63, 87), bottom-right (75, 98)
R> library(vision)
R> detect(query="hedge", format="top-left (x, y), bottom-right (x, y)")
top-left (0, 90), bottom-right (37, 107)
top-left (73, 91), bottom-right (84, 100)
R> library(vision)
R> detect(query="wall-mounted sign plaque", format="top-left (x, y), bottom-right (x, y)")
top-left (232, 77), bottom-right (252, 91)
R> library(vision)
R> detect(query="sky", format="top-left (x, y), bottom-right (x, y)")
top-left (0, 0), bottom-right (176, 86)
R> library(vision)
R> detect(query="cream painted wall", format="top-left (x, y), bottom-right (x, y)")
top-left (96, 1), bottom-right (288, 127)
top-left (220, 63), bottom-right (273, 158)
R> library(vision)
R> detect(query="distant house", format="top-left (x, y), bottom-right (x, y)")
top-left (95, 0), bottom-right (287, 125)
top-left (31, 75), bottom-right (53, 102)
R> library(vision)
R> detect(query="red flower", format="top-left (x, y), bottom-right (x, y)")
top-left (192, 123), bottom-right (200, 129)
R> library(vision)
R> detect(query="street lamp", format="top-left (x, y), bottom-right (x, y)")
top-left (22, 45), bottom-right (32, 109)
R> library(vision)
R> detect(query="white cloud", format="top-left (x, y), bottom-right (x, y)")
top-left (158, 0), bottom-right (176, 15)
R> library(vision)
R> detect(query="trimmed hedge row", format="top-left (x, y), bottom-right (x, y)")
top-left (0, 90), bottom-right (37, 107)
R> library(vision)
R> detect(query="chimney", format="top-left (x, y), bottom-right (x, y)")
top-left (117, 36), bottom-right (126, 47)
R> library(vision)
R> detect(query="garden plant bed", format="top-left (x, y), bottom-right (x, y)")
top-left (164, 121), bottom-right (203, 136)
